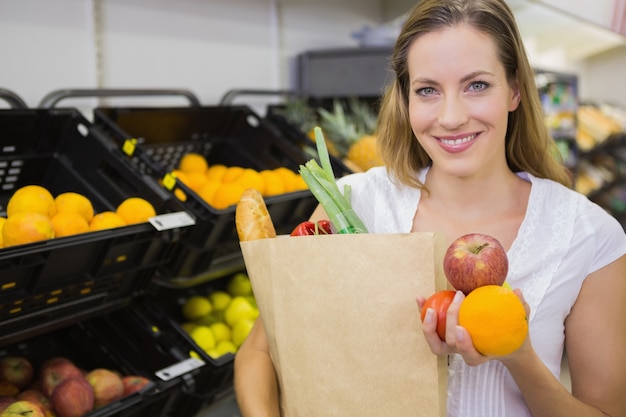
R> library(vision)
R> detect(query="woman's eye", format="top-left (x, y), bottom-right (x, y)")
top-left (416, 87), bottom-right (436, 96)
top-left (468, 81), bottom-right (489, 92)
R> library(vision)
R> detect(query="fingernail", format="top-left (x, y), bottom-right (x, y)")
top-left (455, 326), bottom-right (464, 341)
top-left (453, 290), bottom-right (463, 304)
top-left (424, 308), bottom-right (435, 324)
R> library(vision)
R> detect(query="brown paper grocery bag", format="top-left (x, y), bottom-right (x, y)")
top-left (240, 232), bottom-right (448, 417)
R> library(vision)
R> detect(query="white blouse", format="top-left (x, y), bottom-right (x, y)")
top-left (337, 166), bottom-right (626, 417)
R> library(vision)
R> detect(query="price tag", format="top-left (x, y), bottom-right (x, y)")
top-left (122, 138), bottom-right (137, 157)
top-left (162, 172), bottom-right (177, 190)
top-left (149, 211), bottom-right (196, 231)
top-left (155, 357), bottom-right (205, 381)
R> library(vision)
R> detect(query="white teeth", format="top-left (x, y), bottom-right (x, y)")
top-left (440, 134), bottom-right (476, 145)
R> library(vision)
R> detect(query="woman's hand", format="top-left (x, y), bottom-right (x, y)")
top-left (417, 288), bottom-right (532, 366)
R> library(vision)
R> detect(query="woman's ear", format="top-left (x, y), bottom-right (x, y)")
top-left (509, 77), bottom-right (521, 112)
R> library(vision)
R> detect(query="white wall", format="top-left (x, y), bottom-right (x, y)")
top-left (0, 0), bottom-right (97, 108)
top-left (3, 0), bottom-right (626, 112)
top-left (584, 44), bottom-right (626, 107)
top-left (0, 0), bottom-right (382, 111)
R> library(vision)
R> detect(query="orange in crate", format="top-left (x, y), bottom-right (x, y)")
top-left (211, 183), bottom-right (246, 210)
top-left (116, 197), bottom-right (157, 225)
top-left (54, 192), bottom-right (95, 223)
top-left (51, 211), bottom-right (90, 238)
top-left (259, 170), bottom-right (285, 197)
top-left (3, 212), bottom-right (55, 247)
top-left (179, 152), bottom-right (208, 174)
top-left (89, 211), bottom-right (127, 231)
top-left (7, 185), bottom-right (57, 218)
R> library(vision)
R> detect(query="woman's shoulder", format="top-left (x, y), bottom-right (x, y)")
top-left (336, 166), bottom-right (423, 233)
top-left (526, 173), bottom-right (626, 267)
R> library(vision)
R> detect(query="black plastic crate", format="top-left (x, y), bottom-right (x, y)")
top-left (0, 108), bottom-right (191, 346)
top-left (0, 300), bottom-right (226, 417)
top-left (93, 105), bottom-right (319, 285)
top-left (144, 276), bottom-right (241, 412)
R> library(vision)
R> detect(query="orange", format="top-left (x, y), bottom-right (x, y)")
top-left (179, 152), bottom-right (208, 174)
top-left (89, 211), bottom-right (127, 231)
top-left (273, 167), bottom-right (298, 193)
top-left (3, 212), bottom-right (55, 247)
top-left (458, 285), bottom-right (528, 356)
top-left (221, 166), bottom-right (245, 184)
top-left (210, 183), bottom-right (246, 210)
top-left (51, 211), bottom-right (90, 238)
top-left (7, 185), bottom-right (56, 218)
top-left (0, 217), bottom-right (6, 247)
top-left (235, 168), bottom-right (264, 193)
top-left (54, 192), bottom-right (94, 222)
top-left (259, 169), bottom-right (285, 196)
top-left (206, 164), bottom-right (228, 182)
top-left (181, 171), bottom-right (208, 192)
top-left (197, 180), bottom-right (221, 205)
top-left (293, 174), bottom-right (308, 191)
top-left (116, 197), bottom-right (157, 225)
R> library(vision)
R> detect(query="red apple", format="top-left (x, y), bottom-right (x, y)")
top-left (51, 377), bottom-right (94, 417)
top-left (0, 356), bottom-right (34, 390)
top-left (17, 389), bottom-right (53, 415)
top-left (0, 397), bottom-right (15, 413)
top-left (443, 233), bottom-right (508, 294)
top-left (40, 358), bottom-right (83, 398)
top-left (85, 369), bottom-right (123, 409)
top-left (0, 382), bottom-right (19, 398)
top-left (0, 400), bottom-right (45, 417)
top-left (121, 376), bottom-right (151, 396)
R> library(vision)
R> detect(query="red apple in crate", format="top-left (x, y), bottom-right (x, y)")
top-left (85, 369), bottom-right (124, 409)
top-left (51, 377), bottom-right (94, 417)
top-left (0, 400), bottom-right (45, 417)
top-left (121, 376), bottom-right (151, 396)
top-left (40, 358), bottom-right (83, 397)
top-left (0, 397), bottom-right (15, 413)
top-left (443, 233), bottom-right (508, 294)
top-left (0, 356), bottom-right (34, 390)
top-left (0, 382), bottom-right (18, 398)
top-left (17, 389), bottom-right (54, 416)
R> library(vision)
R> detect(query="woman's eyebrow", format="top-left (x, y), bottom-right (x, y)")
top-left (411, 70), bottom-right (495, 87)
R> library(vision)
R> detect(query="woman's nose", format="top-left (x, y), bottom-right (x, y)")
top-left (438, 95), bottom-right (469, 129)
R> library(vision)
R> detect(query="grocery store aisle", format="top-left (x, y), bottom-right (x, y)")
top-left (197, 393), bottom-right (241, 417)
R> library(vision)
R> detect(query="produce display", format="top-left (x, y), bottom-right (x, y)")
top-left (0, 355), bottom-right (151, 417)
top-left (179, 272), bottom-right (259, 359)
top-left (421, 233), bottom-right (528, 355)
top-left (275, 97), bottom-right (384, 172)
top-left (0, 184), bottom-right (157, 249)
top-left (169, 152), bottom-right (308, 210)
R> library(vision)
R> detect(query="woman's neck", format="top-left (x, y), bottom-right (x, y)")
top-left (422, 167), bottom-right (527, 222)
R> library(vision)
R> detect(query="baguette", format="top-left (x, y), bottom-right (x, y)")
top-left (235, 188), bottom-right (277, 241)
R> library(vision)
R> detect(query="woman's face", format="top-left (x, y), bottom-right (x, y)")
top-left (407, 24), bottom-right (520, 179)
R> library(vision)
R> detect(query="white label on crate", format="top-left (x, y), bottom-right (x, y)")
top-left (149, 211), bottom-right (196, 231)
top-left (155, 357), bottom-right (206, 381)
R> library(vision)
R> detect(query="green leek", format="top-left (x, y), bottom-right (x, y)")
top-left (299, 127), bottom-right (368, 234)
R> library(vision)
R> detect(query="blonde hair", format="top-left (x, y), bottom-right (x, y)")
top-left (377, 0), bottom-right (572, 188)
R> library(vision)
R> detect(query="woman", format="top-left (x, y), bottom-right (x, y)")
top-left (234, 0), bottom-right (626, 416)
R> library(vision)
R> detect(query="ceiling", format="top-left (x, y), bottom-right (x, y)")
top-left (383, 0), bottom-right (626, 62)
top-left (508, 0), bottom-right (626, 62)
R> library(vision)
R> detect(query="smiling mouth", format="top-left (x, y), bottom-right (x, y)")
top-left (439, 134), bottom-right (477, 145)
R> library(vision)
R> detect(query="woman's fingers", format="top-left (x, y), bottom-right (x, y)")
top-left (444, 291), bottom-right (464, 345)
